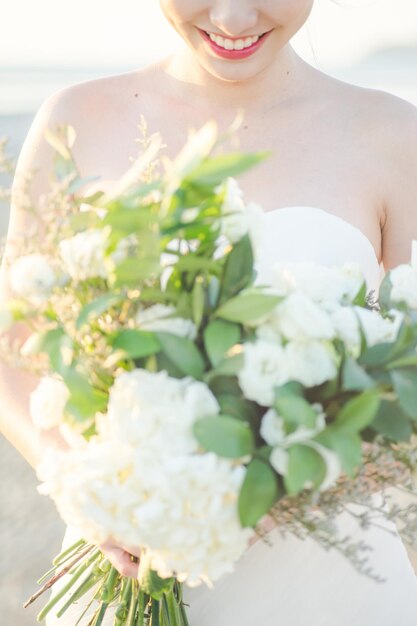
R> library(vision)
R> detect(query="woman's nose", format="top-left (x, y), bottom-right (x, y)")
top-left (209, 0), bottom-right (259, 37)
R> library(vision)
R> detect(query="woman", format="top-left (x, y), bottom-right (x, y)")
top-left (1, 1), bottom-right (417, 624)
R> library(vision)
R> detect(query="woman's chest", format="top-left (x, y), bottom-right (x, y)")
top-left (75, 100), bottom-right (383, 263)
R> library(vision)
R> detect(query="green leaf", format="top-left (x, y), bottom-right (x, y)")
top-left (378, 273), bottom-right (394, 310)
top-left (352, 279), bottom-right (367, 306)
top-left (187, 152), bottom-right (271, 186)
top-left (156, 332), bottom-right (205, 379)
top-left (238, 459), bottom-right (279, 527)
top-left (112, 258), bottom-right (161, 288)
top-left (217, 394), bottom-right (259, 427)
top-left (387, 354), bottom-right (417, 369)
top-left (137, 551), bottom-right (174, 600)
top-left (112, 329), bottom-right (161, 359)
top-left (284, 444), bottom-right (327, 495)
top-left (371, 400), bottom-right (413, 441)
top-left (206, 352), bottom-right (244, 380)
top-left (219, 235), bottom-right (254, 304)
top-left (391, 368), bottom-right (417, 420)
top-left (315, 429), bottom-right (362, 477)
top-left (204, 319), bottom-right (241, 367)
top-left (358, 342), bottom-right (395, 367)
top-left (63, 367), bottom-right (108, 422)
top-left (32, 328), bottom-right (74, 375)
top-left (193, 415), bottom-right (255, 458)
top-left (341, 356), bottom-right (375, 391)
top-left (274, 395), bottom-right (319, 429)
top-left (334, 389), bottom-right (380, 433)
top-left (76, 294), bottom-right (124, 330)
top-left (215, 292), bottom-right (282, 324)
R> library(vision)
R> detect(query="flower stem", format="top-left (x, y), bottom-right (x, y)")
top-left (53, 538), bottom-right (86, 565)
top-left (36, 548), bottom-right (101, 621)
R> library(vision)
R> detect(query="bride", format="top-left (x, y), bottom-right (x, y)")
top-left (1, 1), bottom-right (417, 624)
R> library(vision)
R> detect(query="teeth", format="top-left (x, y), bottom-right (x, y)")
top-left (208, 32), bottom-right (260, 50)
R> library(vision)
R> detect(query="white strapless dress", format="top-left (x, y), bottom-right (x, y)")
top-left (46, 207), bottom-right (417, 626)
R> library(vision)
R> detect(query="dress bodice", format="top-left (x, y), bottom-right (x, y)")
top-left (255, 206), bottom-right (383, 295)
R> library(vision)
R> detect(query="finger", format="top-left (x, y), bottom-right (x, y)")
top-left (102, 544), bottom-right (140, 578)
top-left (120, 543), bottom-right (142, 558)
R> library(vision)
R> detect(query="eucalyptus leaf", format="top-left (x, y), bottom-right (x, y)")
top-left (341, 356), bottom-right (375, 391)
top-left (334, 390), bottom-right (380, 433)
top-left (112, 329), bottom-right (161, 359)
top-left (371, 399), bottom-right (413, 441)
top-left (204, 319), bottom-right (241, 367)
top-left (112, 258), bottom-right (162, 288)
top-left (215, 292), bottom-right (282, 323)
top-left (193, 415), bottom-right (255, 458)
top-left (315, 429), bottom-right (362, 477)
top-left (391, 368), bottom-right (417, 420)
top-left (274, 395), bottom-right (318, 429)
top-left (238, 458), bottom-right (279, 527)
top-left (156, 332), bottom-right (205, 379)
top-left (284, 444), bottom-right (327, 495)
top-left (219, 235), bottom-right (254, 304)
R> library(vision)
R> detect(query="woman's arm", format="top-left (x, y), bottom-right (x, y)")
top-left (0, 86), bottom-right (83, 469)
top-left (380, 96), bottom-right (417, 270)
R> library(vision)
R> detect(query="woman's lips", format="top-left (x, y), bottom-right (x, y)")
top-left (198, 28), bottom-right (272, 60)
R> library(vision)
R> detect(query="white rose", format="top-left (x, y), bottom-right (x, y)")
top-left (354, 306), bottom-right (403, 347)
top-left (270, 261), bottom-right (365, 304)
top-left (135, 304), bottom-right (197, 340)
top-left (272, 292), bottom-right (336, 341)
top-left (59, 228), bottom-right (127, 281)
top-left (9, 254), bottom-right (57, 303)
top-left (238, 339), bottom-right (291, 406)
top-left (327, 303), bottom-right (361, 357)
top-left (389, 264), bottom-right (417, 309)
top-left (286, 340), bottom-right (339, 388)
top-left (30, 376), bottom-right (70, 430)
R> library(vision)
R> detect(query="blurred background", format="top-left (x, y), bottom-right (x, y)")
top-left (1, 1), bottom-right (417, 623)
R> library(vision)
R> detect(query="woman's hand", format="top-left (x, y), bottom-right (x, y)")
top-left (99, 536), bottom-right (142, 578)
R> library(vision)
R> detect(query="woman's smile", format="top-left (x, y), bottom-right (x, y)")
top-left (197, 27), bottom-right (273, 60)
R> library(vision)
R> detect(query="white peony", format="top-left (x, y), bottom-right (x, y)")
top-left (389, 264), bottom-right (417, 309)
top-left (286, 340), bottom-right (339, 388)
top-left (135, 304), bottom-right (197, 340)
top-left (29, 376), bottom-right (70, 430)
top-left (9, 253), bottom-right (57, 303)
top-left (271, 292), bottom-right (336, 341)
top-left (37, 445), bottom-right (252, 587)
top-left (354, 306), bottom-right (404, 348)
top-left (59, 228), bottom-right (128, 281)
top-left (100, 369), bottom-right (220, 455)
top-left (238, 339), bottom-right (291, 406)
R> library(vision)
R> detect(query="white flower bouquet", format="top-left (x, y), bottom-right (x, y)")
top-left (2, 118), bottom-right (417, 625)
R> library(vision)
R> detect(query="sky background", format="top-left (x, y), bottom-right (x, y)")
top-left (2, 0), bottom-right (417, 70)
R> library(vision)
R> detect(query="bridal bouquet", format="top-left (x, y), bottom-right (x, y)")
top-left (1, 117), bottom-right (417, 626)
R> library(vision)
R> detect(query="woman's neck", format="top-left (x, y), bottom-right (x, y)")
top-left (160, 43), bottom-right (313, 118)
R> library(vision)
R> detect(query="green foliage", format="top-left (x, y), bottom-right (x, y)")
top-left (218, 235), bottom-right (254, 305)
top-left (284, 444), bottom-right (327, 495)
top-left (193, 415), bottom-right (255, 458)
top-left (391, 368), bottom-right (417, 420)
top-left (215, 291), bottom-right (282, 323)
top-left (156, 332), bottom-right (205, 379)
top-left (112, 329), bottom-right (161, 359)
top-left (204, 319), bottom-right (241, 367)
top-left (334, 390), bottom-right (380, 433)
top-left (238, 458), bottom-right (279, 527)
top-left (137, 552), bottom-right (174, 600)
